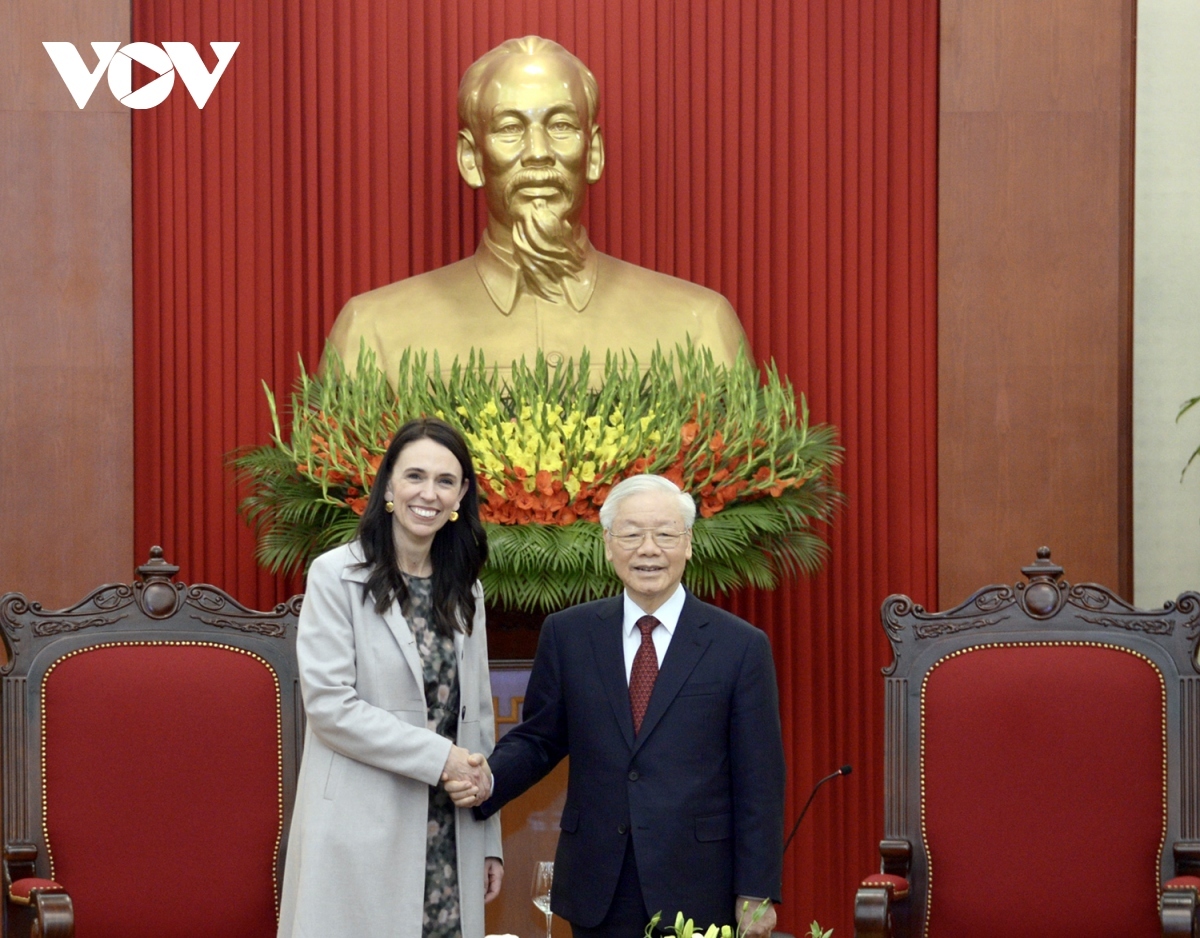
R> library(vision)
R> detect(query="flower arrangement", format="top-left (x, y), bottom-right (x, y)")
top-left (232, 342), bottom-right (840, 611)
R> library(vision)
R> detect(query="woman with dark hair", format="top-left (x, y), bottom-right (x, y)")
top-left (278, 417), bottom-right (503, 938)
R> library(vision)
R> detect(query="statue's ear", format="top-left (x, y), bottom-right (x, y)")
top-left (586, 125), bottom-right (605, 184)
top-left (457, 129), bottom-right (485, 189)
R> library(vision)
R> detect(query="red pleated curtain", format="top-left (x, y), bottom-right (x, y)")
top-left (131, 1), bottom-right (937, 931)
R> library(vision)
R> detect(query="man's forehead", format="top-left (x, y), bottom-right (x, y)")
top-left (610, 492), bottom-right (687, 528)
top-left (479, 55), bottom-right (588, 116)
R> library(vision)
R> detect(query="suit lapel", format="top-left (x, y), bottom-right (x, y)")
top-left (632, 592), bottom-right (712, 754)
top-left (588, 597), bottom-right (636, 751)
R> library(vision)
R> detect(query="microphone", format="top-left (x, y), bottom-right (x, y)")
top-left (782, 764), bottom-right (851, 854)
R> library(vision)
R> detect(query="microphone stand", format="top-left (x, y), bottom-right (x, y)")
top-left (782, 765), bottom-right (851, 854)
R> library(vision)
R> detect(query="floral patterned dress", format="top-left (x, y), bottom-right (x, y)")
top-left (403, 574), bottom-right (461, 938)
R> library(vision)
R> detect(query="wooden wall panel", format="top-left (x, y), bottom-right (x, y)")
top-left (938, 0), bottom-right (1135, 607)
top-left (0, 2), bottom-right (133, 609)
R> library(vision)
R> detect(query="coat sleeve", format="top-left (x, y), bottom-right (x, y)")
top-left (297, 551), bottom-right (452, 787)
top-left (471, 583), bottom-right (504, 860)
top-left (475, 611), bottom-right (570, 818)
top-left (729, 627), bottom-right (786, 903)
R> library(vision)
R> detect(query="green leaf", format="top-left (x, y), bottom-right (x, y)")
top-left (1178, 394), bottom-right (1200, 480)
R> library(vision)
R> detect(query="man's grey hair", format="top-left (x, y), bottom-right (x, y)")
top-left (458, 36), bottom-right (600, 133)
top-left (599, 475), bottom-right (696, 531)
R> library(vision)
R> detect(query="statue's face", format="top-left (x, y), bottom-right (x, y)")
top-left (473, 54), bottom-right (595, 228)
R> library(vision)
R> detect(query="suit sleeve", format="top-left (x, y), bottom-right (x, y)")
top-left (297, 552), bottom-right (452, 786)
top-left (729, 627), bottom-right (786, 903)
top-left (475, 612), bottom-right (570, 818)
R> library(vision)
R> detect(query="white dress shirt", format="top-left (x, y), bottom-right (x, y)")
top-left (621, 584), bottom-right (686, 684)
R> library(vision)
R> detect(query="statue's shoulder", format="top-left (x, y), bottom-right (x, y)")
top-left (324, 256), bottom-right (487, 370)
top-left (595, 252), bottom-right (734, 313)
top-left (590, 252), bottom-right (747, 365)
top-left (341, 256), bottom-right (481, 316)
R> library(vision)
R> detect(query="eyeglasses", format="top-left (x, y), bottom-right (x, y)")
top-left (607, 529), bottom-right (690, 550)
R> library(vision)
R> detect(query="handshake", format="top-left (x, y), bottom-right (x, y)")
top-left (441, 744), bottom-right (492, 808)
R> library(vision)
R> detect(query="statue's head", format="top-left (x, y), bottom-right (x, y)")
top-left (456, 37), bottom-right (605, 286)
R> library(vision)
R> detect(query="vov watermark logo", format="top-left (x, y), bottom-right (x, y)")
top-left (43, 42), bottom-right (239, 109)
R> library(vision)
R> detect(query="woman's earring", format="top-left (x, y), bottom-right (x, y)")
top-left (449, 510), bottom-right (459, 522)
top-left (385, 500), bottom-right (395, 514)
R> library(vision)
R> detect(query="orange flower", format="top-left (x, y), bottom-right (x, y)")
top-left (346, 497), bottom-right (369, 516)
top-left (680, 421), bottom-right (699, 445)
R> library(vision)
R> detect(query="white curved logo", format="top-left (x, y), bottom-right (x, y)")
top-left (43, 41), bottom-right (239, 109)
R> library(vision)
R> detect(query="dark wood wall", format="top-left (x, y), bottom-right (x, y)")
top-left (0, 3), bottom-right (134, 609)
top-left (937, 0), bottom-right (1135, 607)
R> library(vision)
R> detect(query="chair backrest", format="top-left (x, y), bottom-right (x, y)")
top-left (0, 548), bottom-right (302, 938)
top-left (877, 547), bottom-right (1200, 938)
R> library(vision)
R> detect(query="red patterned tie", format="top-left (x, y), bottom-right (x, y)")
top-left (629, 615), bottom-right (660, 735)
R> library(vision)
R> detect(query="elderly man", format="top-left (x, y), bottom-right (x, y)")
top-left (324, 36), bottom-right (747, 382)
top-left (465, 475), bottom-right (785, 938)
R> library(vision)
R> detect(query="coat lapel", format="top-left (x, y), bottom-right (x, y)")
top-left (632, 592), bottom-right (712, 754)
top-left (382, 602), bottom-right (426, 695)
top-left (588, 597), bottom-right (636, 751)
top-left (339, 546), bottom-right (425, 695)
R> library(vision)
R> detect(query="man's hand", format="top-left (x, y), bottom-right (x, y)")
top-left (734, 897), bottom-right (776, 938)
top-left (441, 746), bottom-right (492, 806)
top-left (484, 857), bottom-right (504, 902)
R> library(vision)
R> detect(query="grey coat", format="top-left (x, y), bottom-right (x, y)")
top-left (277, 541), bottom-right (502, 938)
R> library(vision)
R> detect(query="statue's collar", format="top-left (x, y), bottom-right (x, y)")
top-left (474, 228), bottom-right (598, 314)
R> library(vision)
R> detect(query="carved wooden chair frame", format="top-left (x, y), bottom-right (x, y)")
top-left (854, 548), bottom-right (1200, 938)
top-left (0, 549), bottom-right (303, 938)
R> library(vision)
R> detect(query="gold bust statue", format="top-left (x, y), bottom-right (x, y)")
top-left (325, 35), bottom-right (747, 381)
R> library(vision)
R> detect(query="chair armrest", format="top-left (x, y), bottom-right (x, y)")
top-left (8, 879), bottom-right (74, 938)
top-left (1163, 876), bottom-right (1200, 937)
top-left (854, 874), bottom-right (909, 938)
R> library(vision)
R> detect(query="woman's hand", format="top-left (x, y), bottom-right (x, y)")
top-left (441, 745), bottom-right (492, 806)
top-left (484, 857), bottom-right (504, 902)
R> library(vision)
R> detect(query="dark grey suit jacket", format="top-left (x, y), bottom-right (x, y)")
top-left (478, 591), bottom-right (785, 928)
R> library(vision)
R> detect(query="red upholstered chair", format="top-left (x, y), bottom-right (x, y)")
top-left (854, 548), bottom-right (1200, 938)
top-left (0, 548), bottom-right (302, 938)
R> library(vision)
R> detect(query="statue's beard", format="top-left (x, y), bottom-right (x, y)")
top-left (504, 169), bottom-right (585, 298)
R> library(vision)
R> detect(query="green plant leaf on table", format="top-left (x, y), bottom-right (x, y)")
top-left (1179, 394), bottom-right (1200, 481)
